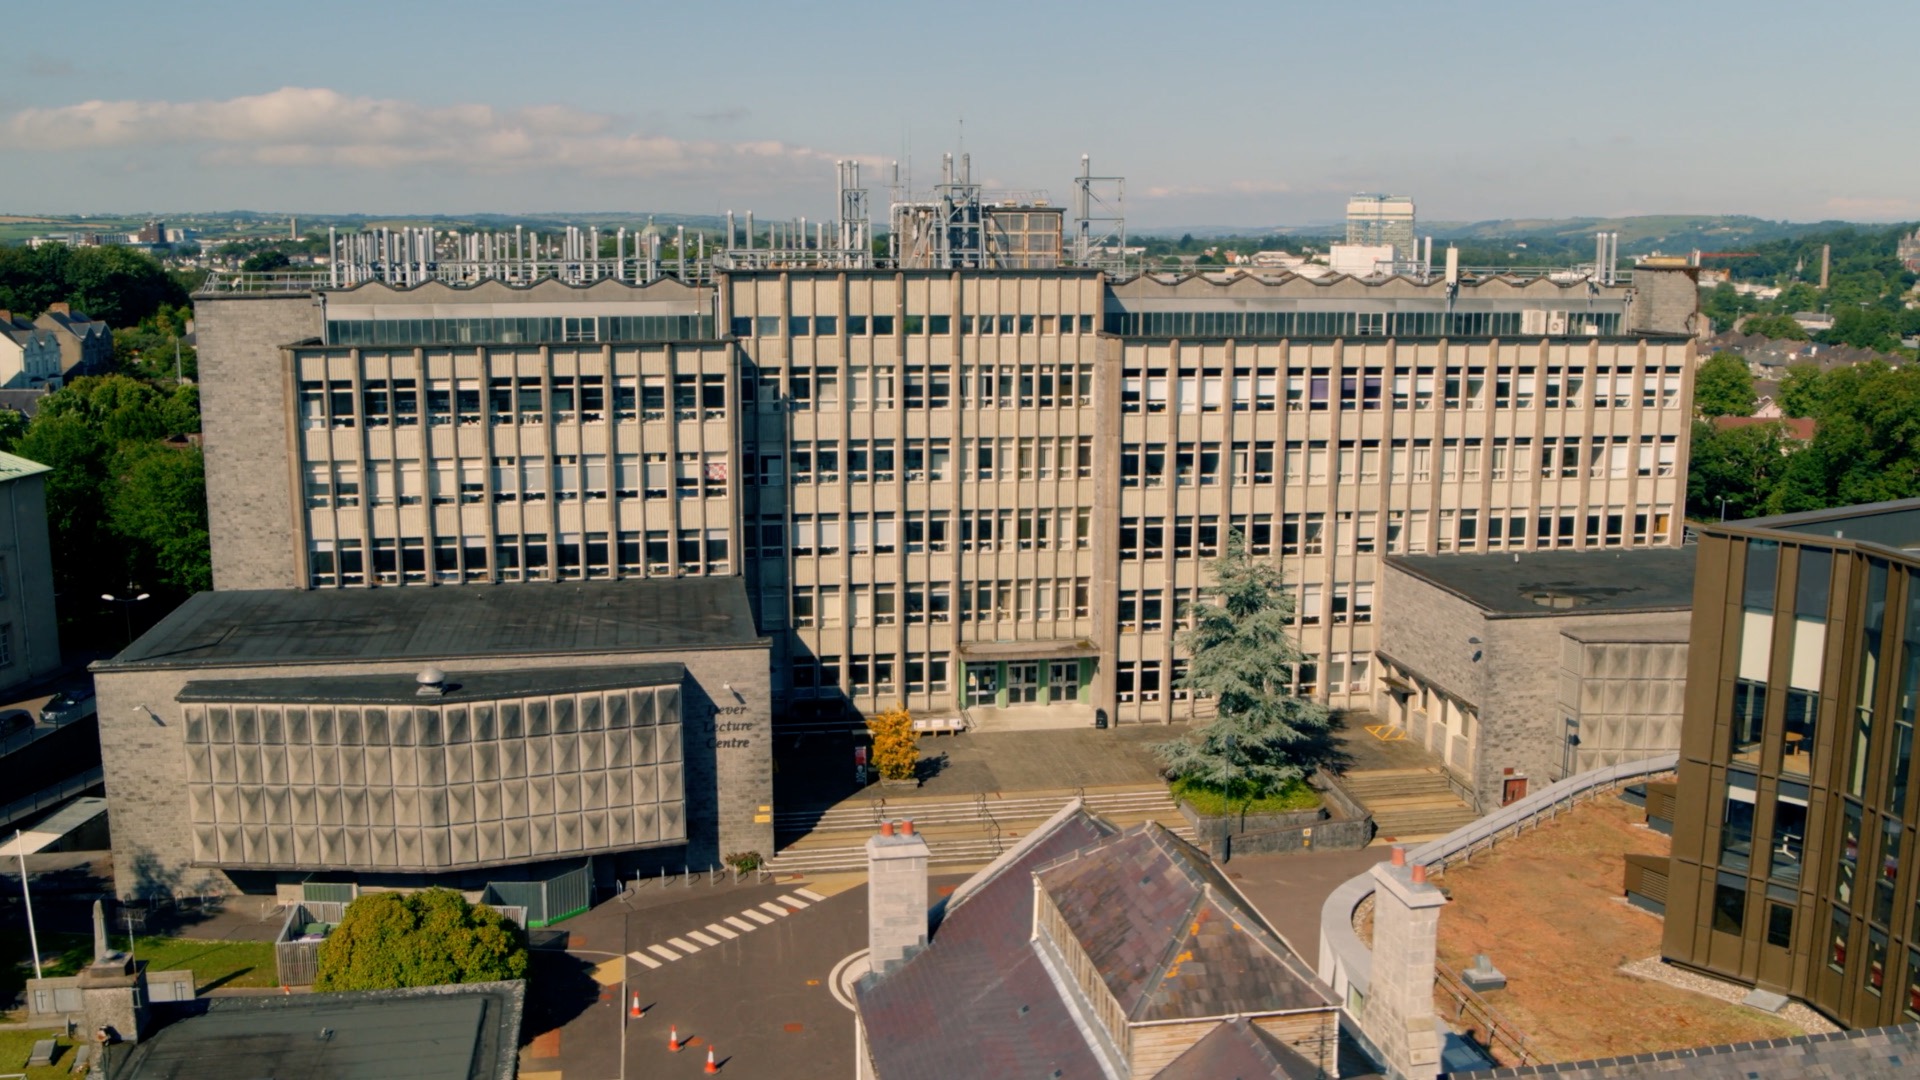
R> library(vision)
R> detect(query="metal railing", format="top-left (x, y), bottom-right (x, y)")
top-left (1317, 752), bottom-right (1678, 1001)
top-left (1435, 964), bottom-right (1543, 1067)
top-left (0, 767), bottom-right (104, 831)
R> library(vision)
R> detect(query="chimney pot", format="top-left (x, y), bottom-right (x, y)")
top-left (901, 820), bottom-right (915, 836)
top-left (880, 820), bottom-right (895, 836)
top-left (1411, 864), bottom-right (1428, 884)
top-left (1390, 845), bottom-right (1406, 867)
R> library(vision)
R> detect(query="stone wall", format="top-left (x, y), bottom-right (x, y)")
top-left (196, 295), bottom-right (316, 591)
top-left (1176, 772), bottom-right (1374, 858)
top-left (93, 643), bottom-right (771, 899)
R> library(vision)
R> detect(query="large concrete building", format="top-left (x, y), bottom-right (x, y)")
top-left (1664, 499), bottom-right (1920, 1029)
top-left (1345, 194), bottom-right (1417, 265)
top-left (191, 246), bottom-right (1700, 736)
top-left (91, 577), bottom-right (770, 900)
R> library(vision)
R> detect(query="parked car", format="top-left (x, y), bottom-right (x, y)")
top-left (40, 686), bottom-right (96, 724)
top-left (0, 709), bottom-right (32, 736)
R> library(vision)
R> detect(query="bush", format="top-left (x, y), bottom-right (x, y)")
top-left (313, 889), bottom-right (528, 992)
top-left (866, 705), bottom-right (918, 781)
top-left (724, 851), bottom-right (762, 872)
top-left (1171, 776), bottom-right (1321, 817)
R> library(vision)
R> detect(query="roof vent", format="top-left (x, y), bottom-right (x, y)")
top-left (416, 666), bottom-right (448, 696)
top-left (1527, 591), bottom-right (1583, 610)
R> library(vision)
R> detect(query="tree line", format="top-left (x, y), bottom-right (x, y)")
top-left (1689, 353), bottom-right (1920, 521)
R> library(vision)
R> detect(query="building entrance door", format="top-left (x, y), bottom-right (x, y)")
top-left (1007, 662), bottom-right (1040, 704)
top-left (966, 663), bottom-right (998, 707)
top-left (1049, 661), bottom-right (1080, 704)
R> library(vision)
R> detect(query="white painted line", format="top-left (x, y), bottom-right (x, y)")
top-left (666, 936), bottom-right (701, 953)
top-left (687, 930), bottom-right (721, 946)
top-left (724, 916), bottom-right (758, 932)
top-left (759, 902), bottom-right (793, 917)
top-left (647, 944), bottom-right (682, 962)
top-left (703, 923), bottom-right (738, 940)
top-left (795, 888), bottom-right (827, 903)
top-left (742, 909), bottom-right (775, 925)
top-left (628, 950), bottom-right (662, 970)
top-left (776, 893), bottom-right (811, 909)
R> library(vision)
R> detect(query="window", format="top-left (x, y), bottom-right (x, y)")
top-left (1765, 902), bottom-right (1794, 949)
top-left (1720, 774), bottom-right (1757, 872)
top-left (1830, 910), bottom-right (1850, 973)
top-left (1711, 873), bottom-right (1746, 935)
top-left (1769, 784), bottom-right (1808, 883)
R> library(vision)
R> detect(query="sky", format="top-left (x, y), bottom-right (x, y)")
top-left (2, 0), bottom-right (1916, 228)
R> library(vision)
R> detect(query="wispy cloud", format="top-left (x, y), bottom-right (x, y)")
top-left (1, 87), bottom-right (838, 178)
top-left (26, 55), bottom-right (75, 77)
top-left (1142, 179), bottom-right (1292, 200)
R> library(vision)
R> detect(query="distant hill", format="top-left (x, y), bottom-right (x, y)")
top-left (1134, 215), bottom-right (1891, 255)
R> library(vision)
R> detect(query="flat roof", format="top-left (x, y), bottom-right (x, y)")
top-left (1723, 497), bottom-right (1920, 554)
top-left (1387, 547), bottom-right (1696, 617)
top-left (96, 578), bottom-right (763, 672)
top-left (109, 980), bottom-right (522, 1080)
top-left (1560, 618), bottom-right (1691, 645)
top-left (0, 449), bottom-right (50, 482)
top-left (177, 661), bottom-right (686, 706)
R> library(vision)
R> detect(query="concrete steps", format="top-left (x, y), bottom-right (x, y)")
top-left (1335, 767), bottom-right (1481, 841)
top-left (766, 786), bottom-right (1193, 874)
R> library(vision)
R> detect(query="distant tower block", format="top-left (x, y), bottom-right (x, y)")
top-left (1346, 194), bottom-right (1417, 265)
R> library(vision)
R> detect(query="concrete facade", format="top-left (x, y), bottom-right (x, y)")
top-left (1375, 550), bottom-right (1692, 812)
top-left (90, 583), bottom-right (772, 900)
top-left (193, 263), bottom-right (1698, 735)
top-left (0, 453), bottom-right (61, 697)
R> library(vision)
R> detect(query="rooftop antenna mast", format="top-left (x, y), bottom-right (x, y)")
top-left (1072, 154), bottom-right (1126, 271)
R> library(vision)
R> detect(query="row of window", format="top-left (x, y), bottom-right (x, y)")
top-left (306, 452), bottom-right (730, 508)
top-left (790, 653), bottom-right (952, 697)
top-left (1119, 435), bottom-right (1679, 489)
top-left (732, 314), bottom-right (1098, 339)
top-left (299, 373), bottom-right (728, 430)
top-left (1118, 507), bottom-right (1674, 561)
top-left (326, 315), bottom-right (717, 347)
top-left (1119, 366), bottom-right (1684, 414)
top-left (306, 530), bottom-right (729, 588)
top-left (1103, 308), bottom-right (1623, 339)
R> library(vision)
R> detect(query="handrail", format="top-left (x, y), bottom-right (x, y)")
top-left (1317, 752), bottom-right (1677, 999)
top-left (0, 767), bottom-right (105, 831)
top-left (1436, 964), bottom-right (1544, 1066)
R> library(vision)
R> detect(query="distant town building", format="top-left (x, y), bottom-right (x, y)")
top-left (1346, 193), bottom-right (1417, 264)
top-left (135, 220), bottom-right (168, 245)
top-left (32, 302), bottom-right (113, 381)
top-left (1899, 226), bottom-right (1920, 273)
top-left (0, 311), bottom-right (63, 388)
top-left (1328, 242), bottom-right (1396, 278)
top-left (0, 451), bottom-right (62, 698)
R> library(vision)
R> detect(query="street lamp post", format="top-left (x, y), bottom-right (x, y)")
top-left (101, 590), bottom-right (151, 647)
top-left (15, 830), bottom-right (42, 979)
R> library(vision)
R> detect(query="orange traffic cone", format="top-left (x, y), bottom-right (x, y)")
top-left (705, 1044), bottom-right (720, 1073)
top-left (629, 992), bottom-right (643, 1019)
top-left (668, 1025), bottom-right (683, 1052)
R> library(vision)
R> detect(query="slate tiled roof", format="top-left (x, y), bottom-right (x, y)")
top-left (1446, 1020), bottom-right (1920, 1079)
top-left (856, 804), bottom-right (1121, 1080)
top-left (1034, 822), bottom-right (1336, 1021)
top-left (1156, 1017), bottom-right (1324, 1080)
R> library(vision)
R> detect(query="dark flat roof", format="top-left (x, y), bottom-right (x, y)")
top-left (1387, 547), bottom-right (1696, 617)
top-left (1724, 497), bottom-right (1920, 554)
top-left (178, 662), bottom-right (686, 705)
top-left (96, 578), bottom-right (763, 672)
top-left (110, 980), bottom-right (522, 1080)
top-left (1448, 1019), bottom-right (1920, 1080)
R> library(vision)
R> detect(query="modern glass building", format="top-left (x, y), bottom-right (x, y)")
top-left (1665, 499), bottom-right (1920, 1027)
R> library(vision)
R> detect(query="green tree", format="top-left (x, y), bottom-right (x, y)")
top-left (1694, 352), bottom-right (1757, 418)
top-left (241, 249), bottom-right (292, 273)
top-left (1686, 420), bottom-right (1789, 521)
top-left (1154, 531), bottom-right (1332, 798)
top-left (1767, 362), bottom-right (1920, 512)
top-left (1825, 304), bottom-right (1901, 352)
top-left (1776, 364), bottom-right (1828, 418)
top-left (1739, 312), bottom-right (1810, 340)
top-left (107, 442), bottom-right (211, 593)
top-left (313, 889), bottom-right (528, 992)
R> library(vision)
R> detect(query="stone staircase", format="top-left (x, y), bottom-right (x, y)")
top-left (1336, 767), bottom-right (1481, 842)
top-left (765, 787), bottom-right (1193, 874)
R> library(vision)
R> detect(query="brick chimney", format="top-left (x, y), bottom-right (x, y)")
top-left (866, 820), bottom-right (930, 977)
top-left (1362, 848), bottom-right (1447, 1078)
top-left (48, 302), bottom-right (70, 314)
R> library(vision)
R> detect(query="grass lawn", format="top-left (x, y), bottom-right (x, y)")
top-left (8, 931), bottom-right (279, 997)
top-left (0, 1028), bottom-right (81, 1080)
top-left (1170, 776), bottom-right (1321, 816)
